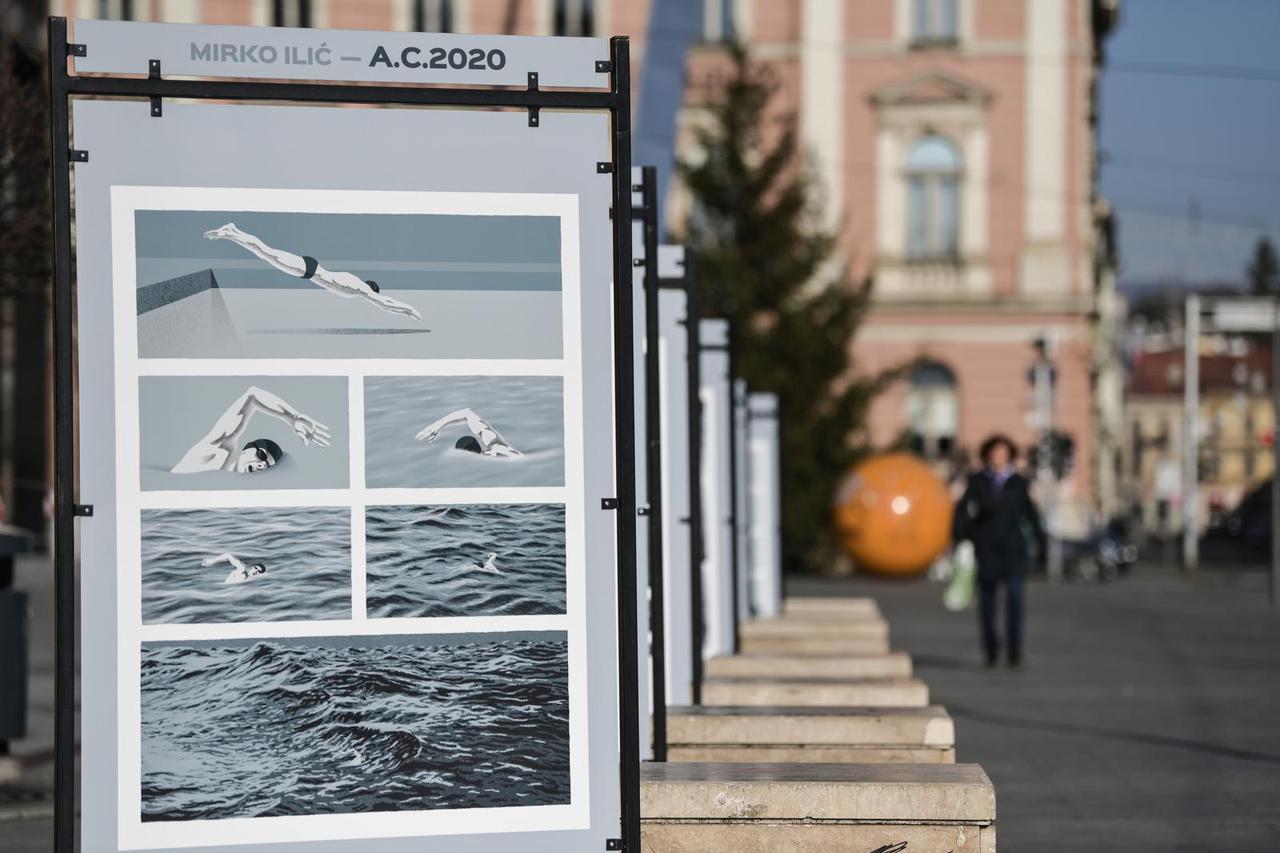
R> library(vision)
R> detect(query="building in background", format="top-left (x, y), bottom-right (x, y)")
top-left (676, 1), bottom-right (1124, 529)
top-left (673, 1), bottom-right (1124, 528)
top-left (32, 0), bottom-right (1124, 531)
top-left (1126, 342), bottom-right (1274, 537)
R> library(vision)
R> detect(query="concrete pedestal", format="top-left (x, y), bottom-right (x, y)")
top-left (782, 596), bottom-right (880, 619)
top-left (703, 676), bottom-right (929, 707)
top-left (706, 652), bottom-right (912, 680)
top-left (641, 761), bottom-right (995, 852)
top-left (738, 633), bottom-right (890, 655)
top-left (667, 705), bottom-right (955, 764)
top-left (741, 618), bottom-right (889, 641)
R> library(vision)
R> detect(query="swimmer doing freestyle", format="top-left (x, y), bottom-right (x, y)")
top-left (171, 385), bottom-right (329, 474)
top-left (416, 408), bottom-right (522, 457)
top-left (204, 553), bottom-right (267, 585)
top-left (203, 223), bottom-right (424, 322)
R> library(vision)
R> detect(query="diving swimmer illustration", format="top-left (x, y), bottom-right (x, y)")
top-left (415, 408), bottom-right (522, 457)
top-left (204, 553), bottom-right (267, 585)
top-left (170, 385), bottom-right (330, 474)
top-left (203, 222), bottom-right (424, 321)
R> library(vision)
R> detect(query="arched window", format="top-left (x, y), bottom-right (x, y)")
top-left (912, 0), bottom-right (958, 44)
top-left (554, 0), bottom-right (595, 36)
top-left (272, 0), bottom-right (311, 27)
top-left (907, 361), bottom-right (958, 458)
top-left (905, 134), bottom-right (961, 261)
top-left (413, 0), bottom-right (454, 32)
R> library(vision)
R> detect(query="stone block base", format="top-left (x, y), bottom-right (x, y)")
top-left (702, 677), bottom-right (929, 707)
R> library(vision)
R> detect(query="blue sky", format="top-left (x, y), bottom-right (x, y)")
top-left (1097, 0), bottom-right (1280, 287)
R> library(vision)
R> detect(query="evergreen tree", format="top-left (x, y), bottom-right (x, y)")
top-left (1246, 237), bottom-right (1278, 295)
top-left (676, 44), bottom-right (891, 572)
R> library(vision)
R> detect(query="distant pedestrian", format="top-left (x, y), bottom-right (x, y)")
top-left (952, 434), bottom-right (1044, 669)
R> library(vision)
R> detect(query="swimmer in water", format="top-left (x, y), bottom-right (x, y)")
top-left (204, 553), bottom-right (267, 585)
top-left (415, 408), bottom-right (522, 457)
top-left (171, 385), bottom-right (329, 474)
top-left (203, 222), bottom-right (424, 322)
top-left (471, 553), bottom-right (500, 574)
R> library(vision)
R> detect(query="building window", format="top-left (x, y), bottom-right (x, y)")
top-left (704, 0), bottom-right (735, 43)
top-left (912, 0), bottom-right (958, 45)
top-left (413, 0), bottom-right (453, 31)
top-left (905, 134), bottom-right (961, 261)
top-left (97, 0), bottom-right (133, 19)
top-left (554, 0), bottom-right (594, 37)
top-left (906, 361), bottom-right (958, 459)
top-left (273, 0), bottom-right (311, 27)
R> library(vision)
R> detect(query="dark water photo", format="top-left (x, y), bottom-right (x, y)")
top-left (364, 375), bottom-right (565, 488)
top-left (366, 504), bottom-right (566, 618)
top-left (141, 634), bottom-right (570, 821)
top-left (141, 507), bottom-right (351, 624)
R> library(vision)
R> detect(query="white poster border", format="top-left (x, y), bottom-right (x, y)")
top-left (109, 185), bottom-right (590, 849)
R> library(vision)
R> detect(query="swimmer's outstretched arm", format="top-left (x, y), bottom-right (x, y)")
top-left (202, 553), bottom-right (247, 572)
top-left (365, 289), bottom-right (424, 322)
top-left (415, 408), bottom-right (486, 443)
top-left (204, 223), bottom-right (307, 278)
top-left (171, 386), bottom-right (331, 473)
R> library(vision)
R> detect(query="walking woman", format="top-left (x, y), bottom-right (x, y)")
top-left (953, 435), bottom-right (1044, 669)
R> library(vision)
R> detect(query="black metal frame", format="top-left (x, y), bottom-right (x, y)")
top-left (47, 16), bottom-right (640, 852)
top-left (656, 254), bottom-right (703, 705)
top-left (629, 167), bottom-right (668, 761)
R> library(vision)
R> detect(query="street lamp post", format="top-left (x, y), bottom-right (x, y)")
top-left (1033, 338), bottom-right (1063, 582)
top-left (1183, 294), bottom-right (1200, 574)
top-left (1185, 294), bottom-right (1280, 607)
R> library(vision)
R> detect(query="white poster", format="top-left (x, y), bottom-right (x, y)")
top-left (73, 93), bottom-right (624, 853)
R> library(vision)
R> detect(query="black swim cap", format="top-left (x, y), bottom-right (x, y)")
top-left (455, 436), bottom-right (483, 454)
top-left (365, 280), bottom-right (380, 294)
top-left (244, 438), bottom-right (284, 466)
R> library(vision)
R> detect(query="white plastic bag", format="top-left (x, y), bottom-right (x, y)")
top-left (943, 540), bottom-right (977, 611)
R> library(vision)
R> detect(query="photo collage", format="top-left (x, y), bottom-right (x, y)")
top-left (117, 190), bottom-right (586, 836)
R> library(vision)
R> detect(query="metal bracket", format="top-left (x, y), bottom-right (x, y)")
top-left (631, 182), bottom-right (643, 192)
top-left (596, 162), bottom-right (614, 174)
top-left (637, 505), bottom-right (650, 517)
top-left (632, 257), bottom-right (645, 267)
top-left (595, 60), bottom-right (613, 73)
top-left (527, 72), bottom-right (540, 127)
top-left (73, 504), bottom-right (94, 517)
top-left (69, 149), bottom-right (88, 163)
top-left (66, 42), bottom-right (86, 57)
top-left (149, 60), bottom-right (162, 116)
top-left (605, 840), bottom-right (624, 851)
top-left (601, 498), bottom-right (619, 510)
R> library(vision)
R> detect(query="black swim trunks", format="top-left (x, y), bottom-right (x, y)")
top-left (301, 255), bottom-right (319, 280)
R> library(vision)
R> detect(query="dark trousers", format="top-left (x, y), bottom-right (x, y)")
top-left (978, 573), bottom-right (1024, 664)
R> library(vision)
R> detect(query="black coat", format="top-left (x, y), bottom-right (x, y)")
top-left (952, 471), bottom-right (1044, 582)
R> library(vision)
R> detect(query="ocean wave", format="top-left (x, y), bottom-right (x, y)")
top-left (141, 637), bottom-right (570, 821)
top-left (366, 504), bottom-right (566, 618)
top-left (141, 507), bottom-right (351, 624)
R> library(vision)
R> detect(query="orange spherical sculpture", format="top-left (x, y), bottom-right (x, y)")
top-left (834, 453), bottom-right (953, 577)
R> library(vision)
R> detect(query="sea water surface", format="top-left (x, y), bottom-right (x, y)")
top-left (366, 504), bottom-right (566, 618)
top-left (141, 635), bottom-right (570, 821)
top-left (141, 507), bottom-right (350, 623)
top-left (364, 376), bottom-right (565, 488)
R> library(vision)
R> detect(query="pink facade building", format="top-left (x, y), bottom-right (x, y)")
top-left (49, 0), bottom-right (1123, 519)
